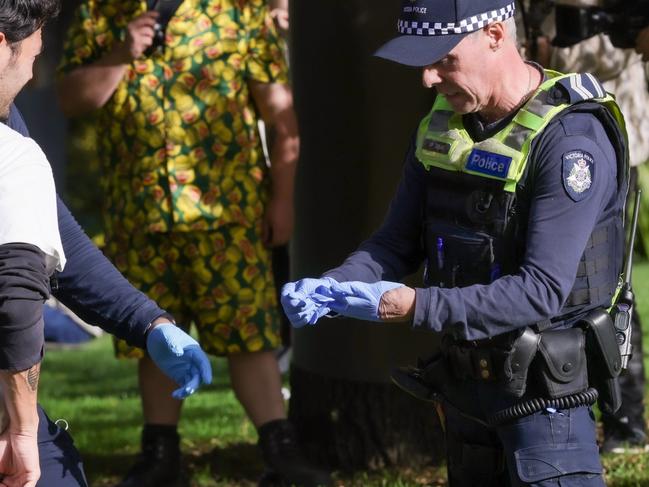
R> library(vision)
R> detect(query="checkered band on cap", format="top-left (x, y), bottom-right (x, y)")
top-left (397, 2), bottom-right (515, 36)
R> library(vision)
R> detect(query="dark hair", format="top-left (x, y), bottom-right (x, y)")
top-left (0, 0), bottom-right (60, 44)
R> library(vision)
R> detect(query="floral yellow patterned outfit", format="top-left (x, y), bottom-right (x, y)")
top-left (59, 0), bottom-right (288, 356)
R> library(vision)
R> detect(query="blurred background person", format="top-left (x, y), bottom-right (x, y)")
top-left (56, 1), bottom-right (330, 486)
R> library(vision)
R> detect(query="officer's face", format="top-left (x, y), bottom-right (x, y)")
top-left (421, 30), bottom-right (492, 114)
top-left (0, 28), bottom-right (43, 118)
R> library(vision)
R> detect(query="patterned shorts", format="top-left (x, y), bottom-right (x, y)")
top-left (106, 226), bottom-right (281, 358)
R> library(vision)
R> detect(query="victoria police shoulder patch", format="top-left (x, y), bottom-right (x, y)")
top-left (562, 150), bottom-right (594, 202)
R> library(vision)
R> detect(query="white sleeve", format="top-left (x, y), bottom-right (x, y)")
top-left (0, 125), bottom-right (65, 273)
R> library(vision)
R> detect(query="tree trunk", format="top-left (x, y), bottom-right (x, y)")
top-left (288, 0), bottom-right (445, 471)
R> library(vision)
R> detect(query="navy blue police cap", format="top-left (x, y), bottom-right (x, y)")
top-left (375, 0), bottom-right (516, 67)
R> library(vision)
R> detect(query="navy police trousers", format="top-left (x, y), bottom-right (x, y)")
top-left (442, 381), bottom-right (604, 486)
top-left (36, 405), bottom-right (88, 487)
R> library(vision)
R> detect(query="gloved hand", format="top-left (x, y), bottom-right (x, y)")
top-left (146, 323), bottom-right (213, 399)
top-left (323, 280), bottom-right (404, 322)
top-left (280, 277), bottom-right (338, 327)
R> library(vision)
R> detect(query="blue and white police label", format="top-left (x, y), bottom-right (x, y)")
top-left (465, 149), bottom-right (512, 179)
top-left (562, 150), bottom-right (594, 201)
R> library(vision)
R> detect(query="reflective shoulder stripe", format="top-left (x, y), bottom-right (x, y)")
top-left (513, 109), bottom-right (545, 131)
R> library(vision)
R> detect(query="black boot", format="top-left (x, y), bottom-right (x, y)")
top-left (257, 419), bottom-right (332, 487)
top-left (115, 425), bottom-right (184, 487)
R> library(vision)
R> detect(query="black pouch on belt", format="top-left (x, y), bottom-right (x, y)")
top-left (580, 308), bottom-right (622, 414)
top-left (502, 327), bottom-right (540, 398)
top-left (534, 327), bottom-right (588, 398)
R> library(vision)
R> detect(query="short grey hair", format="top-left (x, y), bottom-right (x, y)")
top-left (468, 16), bottom-right (518, 43)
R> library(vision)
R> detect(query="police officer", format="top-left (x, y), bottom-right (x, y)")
top-left (281, 0), bottom-right (628, 485)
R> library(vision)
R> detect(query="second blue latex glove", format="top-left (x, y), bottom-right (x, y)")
top-left (146, 323), bottom-right (213, 399)
top-left (324, 280), bottom-right (404, 322)
top-left (281, 277), bottom-right (337, 327)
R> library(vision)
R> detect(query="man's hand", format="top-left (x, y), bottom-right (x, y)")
top-left (636, 25), bottom-right (649, 62)
top-left (0, 430), bottom-right (39, 487)
top-left (280, 277), bottom-right (337, 327)
top-left (146, 323), bottom-right (212, 399)
top-left (262, 193), bottom-right (294, 247)
top-left (113, 11), bottom-right (159, 63)
top-left (378, 285), bottom-right (416, 322)
top-left (324, 281), bottom-right (406, 322)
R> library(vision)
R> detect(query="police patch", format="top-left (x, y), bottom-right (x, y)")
top-left (562, 150), bottom-right (594, 201)
top-left (465, 149), bottom-right (512, 179)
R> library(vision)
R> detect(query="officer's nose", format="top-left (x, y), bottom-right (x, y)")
top-left (422, 65), bottom-right (441, 88)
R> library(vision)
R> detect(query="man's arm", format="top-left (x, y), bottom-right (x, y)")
top-left (250, 81), bottom-right (299, 247)
top-left (53, 196), bottom-right (166, 348)
top-left (0, 362), bottom-right (41, 487)
top-left (56, 11), bottom-right (158, 117)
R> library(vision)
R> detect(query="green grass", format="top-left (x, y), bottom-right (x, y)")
top-left (38, 261), bottom-right (649, 486)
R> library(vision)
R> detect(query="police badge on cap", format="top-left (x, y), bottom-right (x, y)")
top-left (374, 0), bottom-right (516, 67)
top-left (563, 150), bottom-right (595, 201)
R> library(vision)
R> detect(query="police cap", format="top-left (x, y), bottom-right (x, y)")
top-left (375, 0), bottom-right (516, 67)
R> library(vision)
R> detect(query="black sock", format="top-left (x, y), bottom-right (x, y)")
top-left (143, 423), bottom-right (179, 442)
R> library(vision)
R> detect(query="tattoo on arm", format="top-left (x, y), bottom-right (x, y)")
top-left (25, 364), bottom-right (40, 392)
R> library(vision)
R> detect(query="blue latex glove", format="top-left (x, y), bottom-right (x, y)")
top-left (280, 277), bottom-right (338, 327)
top-left (323, 280), bottom-right (404, 322)
top-left (146, 323), bottom-right (213, 399)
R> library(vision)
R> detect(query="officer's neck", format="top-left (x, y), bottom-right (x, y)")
top-left (478, 61), bottom-right (542, 124)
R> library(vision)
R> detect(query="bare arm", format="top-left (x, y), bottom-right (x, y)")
top-left (57, 11), bottom-right (158, 117)
top-left (250, 81), bottom-right (299, 246)
top-left (0, 364), bottom-right (41, 487)
top-left (0, 364), bottom-right (39, 434)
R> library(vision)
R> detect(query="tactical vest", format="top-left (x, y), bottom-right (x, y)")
top-left (416, 70), bottom-right (628, 327)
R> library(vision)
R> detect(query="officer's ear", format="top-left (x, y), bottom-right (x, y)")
top-left (484, 21), bottom-right (507, 52)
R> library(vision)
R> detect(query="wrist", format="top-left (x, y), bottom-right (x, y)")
top-left (145, 314), bottom-right (175, 338)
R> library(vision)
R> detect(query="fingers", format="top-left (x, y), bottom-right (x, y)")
top-left (186, 346), bottom-right (212, 385)
top-left (172, 370), bottom-right (200, 399)
top-left (132, 11), bottom-right (159, 27)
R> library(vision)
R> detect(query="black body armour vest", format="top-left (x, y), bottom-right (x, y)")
top-left (419, 75), bottom-right (628, 331)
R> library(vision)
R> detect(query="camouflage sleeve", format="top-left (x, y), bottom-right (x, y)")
top-left (550, 34), bottom-right (629, 82)
top-left (243, 0), bottom-right (289, 84)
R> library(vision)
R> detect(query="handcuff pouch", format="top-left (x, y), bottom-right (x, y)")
top-left (580, 308), bottom-right (622, 414)
top-left (534, 327), bottom-right (588, 398)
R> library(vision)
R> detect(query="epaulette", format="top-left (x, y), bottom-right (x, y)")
top-left (554, 73), bottom-right (607, 104)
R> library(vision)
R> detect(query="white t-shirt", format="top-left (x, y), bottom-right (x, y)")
top-left (0, 123), bottom-right (65, 273)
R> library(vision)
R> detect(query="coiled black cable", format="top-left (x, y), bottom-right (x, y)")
top-left (488, 388), bottom-right (599, 426)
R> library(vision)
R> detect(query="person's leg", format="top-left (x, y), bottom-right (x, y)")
top-left (197, 228), bottom-right (331, 486)
top-left (36, 405), bottom-right (88, 487)
top-left (228, 351), bottom-right (285, 426)
top-left (107, 232), bottom-right (188, 487)
top-left (441, 399), bottom-right (509, 487)
top-left (497, 406), bottom-right (604, 487)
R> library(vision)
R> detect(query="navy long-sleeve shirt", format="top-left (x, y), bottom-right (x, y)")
top-left (325, 108), bottom-right (621, 342)
top-left (9, 105), bottom-right (166, 349)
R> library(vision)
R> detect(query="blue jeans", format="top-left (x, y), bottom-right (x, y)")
top-left (36, 406), bottom-right (88, 487)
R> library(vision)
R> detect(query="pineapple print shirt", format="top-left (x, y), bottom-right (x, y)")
top-left (59, 0), bottom-right (289, 235)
